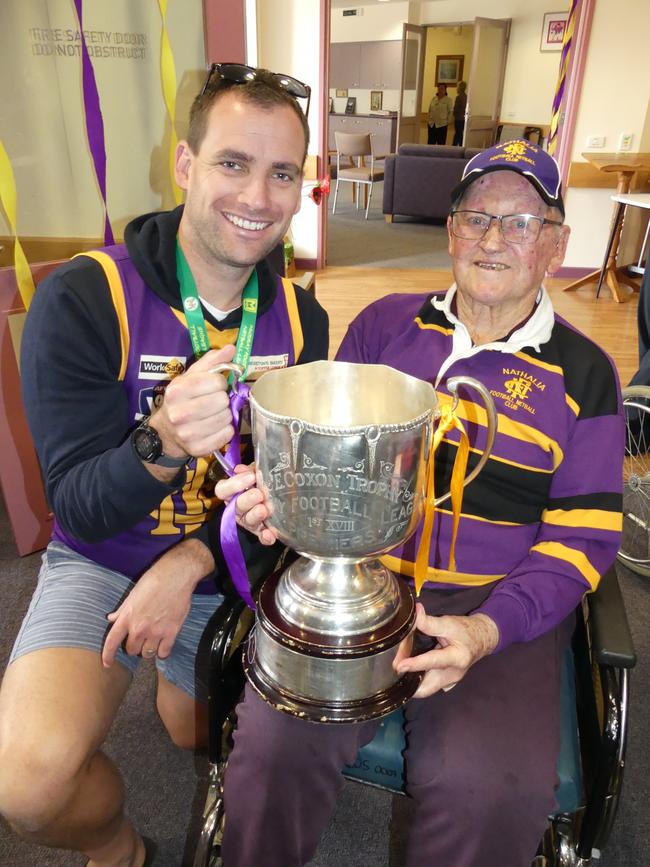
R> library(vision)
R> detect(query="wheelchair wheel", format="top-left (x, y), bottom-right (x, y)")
top-left (618, 385), bottom-right (650, 576)
top-left (193, 760), bottom-right (225, 867)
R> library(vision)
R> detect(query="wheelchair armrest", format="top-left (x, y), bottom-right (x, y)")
top-left (206, 596), bottom-right (253, 765)
top-left (208, 596), bottom-right (249, 678)
top-left (586, 566), bottom-right (637, 669)
top-left (575, 564), bottom-right (635, 857)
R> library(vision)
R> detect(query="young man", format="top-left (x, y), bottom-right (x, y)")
top-left (0, 65), bottom-right (327, 867)
top-left (216, 141), bottom-right (624, 867)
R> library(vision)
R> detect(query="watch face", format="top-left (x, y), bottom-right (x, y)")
top-left (134, 424), bottom-right (161, 462)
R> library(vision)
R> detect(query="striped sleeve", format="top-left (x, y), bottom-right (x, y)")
top-left (477, 346), bottom-right (624, 650)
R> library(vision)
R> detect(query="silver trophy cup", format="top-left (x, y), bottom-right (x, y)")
top-left (243, 360), bottom-right (496, 722)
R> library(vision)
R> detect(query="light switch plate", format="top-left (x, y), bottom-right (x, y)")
top-left (618, 133), bottom-right (633, 152)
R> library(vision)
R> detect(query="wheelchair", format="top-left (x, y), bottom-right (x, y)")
top-left (193, 564), bottom-right (636, 867)
top-left (618, 385), bottom-right (650, 576)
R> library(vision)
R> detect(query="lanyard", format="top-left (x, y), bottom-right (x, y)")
top-left (176, 241), bottom-right (259, 378)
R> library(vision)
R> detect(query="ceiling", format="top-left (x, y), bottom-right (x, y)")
top-left (330, 0), bottom-right (413, 8)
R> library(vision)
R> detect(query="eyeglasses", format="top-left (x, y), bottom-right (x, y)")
top-left (451, 210), bottom-right (563, 244)
top-left (200, 63), bottom-right (311, 117)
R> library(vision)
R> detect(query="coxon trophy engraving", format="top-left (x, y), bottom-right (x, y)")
top-left (242, 360), bottom-right (496, 723)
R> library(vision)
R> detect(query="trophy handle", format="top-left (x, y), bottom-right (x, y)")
top-left (208, 361), bottom-right (245, 383)
top-left (208, 362), bottom-right (245, 475)
top-left (433, 375), bottom-right (497, 506)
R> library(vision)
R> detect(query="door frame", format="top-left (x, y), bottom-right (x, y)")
top-left (464, 17), bottom-right (511, 149)
top-left (396, 24), bottom-right (428, 149)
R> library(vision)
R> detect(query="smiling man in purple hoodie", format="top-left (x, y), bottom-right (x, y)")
top-left (0, 65), bottom-right (327, 867)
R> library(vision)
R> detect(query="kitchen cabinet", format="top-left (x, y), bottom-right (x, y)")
top-left (329, 42), bottom-right (361, 90)
top-left (332, 40), bottom-right (402, 91)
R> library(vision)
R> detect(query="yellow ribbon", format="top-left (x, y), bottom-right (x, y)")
top-left (157, 0), bottom-right (183, 205)
top-left (0, 139), bottom-right (35, 310)
top-left (413, 405), bottom-right (470, 596)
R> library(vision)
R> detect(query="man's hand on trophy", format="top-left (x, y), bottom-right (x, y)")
top-left (215, 464), bottom-right (278, 546)
top-left (393, 604), bottom-right (500, 698)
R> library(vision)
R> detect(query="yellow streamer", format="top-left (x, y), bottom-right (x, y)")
top-left (157, 0), bottom-right (183, 205)
top-left (414, 406), bottom-right (470, 596)
top-left (547, 1), bottom-right (577, 156)
top-left (0, 140), bottom-right (35, 310)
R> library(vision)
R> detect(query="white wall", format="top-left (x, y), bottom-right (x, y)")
top-left (564, 0), bottom-right (650, 267)
top-left (257, 0), bottom-right (323, 261)
top-left (330, 2), bottom-right (409, 42)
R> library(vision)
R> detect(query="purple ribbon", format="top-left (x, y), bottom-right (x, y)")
top-left (219, 381), bottom-right (256, 609)
top-left (74, 0), bottom-right (114, 246)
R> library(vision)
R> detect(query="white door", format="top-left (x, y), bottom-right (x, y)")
top-left (465, 17), bottom-right (511, 149)
top-left (397, 24), bottom-right (427, 148)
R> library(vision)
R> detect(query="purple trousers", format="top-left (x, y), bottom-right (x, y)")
top-left (222, 583), bottom-right (574, 867)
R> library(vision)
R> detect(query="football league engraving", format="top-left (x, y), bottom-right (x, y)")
top-left (244, 361), bottom-right (496, 722)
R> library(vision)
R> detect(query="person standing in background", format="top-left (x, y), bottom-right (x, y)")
top-left (427, 83), bottom-right (453, 145)
top-left (453, 80), bottom-right (468, 146)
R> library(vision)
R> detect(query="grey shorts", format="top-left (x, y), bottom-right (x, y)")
top-left (9, 542), bottom-right (226, 702)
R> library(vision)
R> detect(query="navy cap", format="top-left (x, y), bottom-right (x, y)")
top-left (451, 140), bottom-right (565, 217)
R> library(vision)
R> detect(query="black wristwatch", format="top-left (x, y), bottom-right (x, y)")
top-left (131, 419), bottom-right (190, 469)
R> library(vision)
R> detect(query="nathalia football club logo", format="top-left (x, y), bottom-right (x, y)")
top-left (490, 368), bottom-right (546, 415)
top-left (490, 140), bottom-right (536, 168)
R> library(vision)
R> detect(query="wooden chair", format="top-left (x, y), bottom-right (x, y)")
top-left (332, 131), bottom-right (385, 219)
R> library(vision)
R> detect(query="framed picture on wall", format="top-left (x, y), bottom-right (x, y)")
top-left (540, 12), bottom-right (568, 51)
top-left (435, 55), bottom-right (464, 86)
top-left (370, 91), bottom-right (383, 111)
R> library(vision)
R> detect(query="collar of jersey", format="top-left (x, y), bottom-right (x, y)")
top-left (430, 284), bottom-right (554, 386)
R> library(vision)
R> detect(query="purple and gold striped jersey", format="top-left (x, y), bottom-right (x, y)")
top-left (336, 288), bottom-right (624, 649)
top-left (51, 244), bottom-right (306, 579)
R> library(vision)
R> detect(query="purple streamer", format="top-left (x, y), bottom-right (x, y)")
top-left (551, 76), bottom-right (566, 117)
top-left (219, 381), bottom-right (256, 609)
top-left (74, 0), bottom-right (114, 246)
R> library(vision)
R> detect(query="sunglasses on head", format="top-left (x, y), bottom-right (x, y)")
top-left (200, 62), bottom-right (311, 117)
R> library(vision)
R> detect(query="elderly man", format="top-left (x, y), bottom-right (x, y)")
top-left (216, 140), bottom-right (624, 867)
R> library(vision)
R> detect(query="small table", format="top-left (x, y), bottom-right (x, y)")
top-left (595, 193), bottom-right (650, 297)
top-left (563, 152), bottom-right (650, 302)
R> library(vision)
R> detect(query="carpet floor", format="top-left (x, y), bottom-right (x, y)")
top-left (326, 184), bottom-right (452, 270)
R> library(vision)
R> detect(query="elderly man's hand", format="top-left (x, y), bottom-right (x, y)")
top-left (215, 464), bottom-right (278, 546)
top-left (394, 604), bottom-right (500, 698)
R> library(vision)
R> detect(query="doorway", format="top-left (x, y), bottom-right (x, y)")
top-left (323, 2), bottom-right (583, 269)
